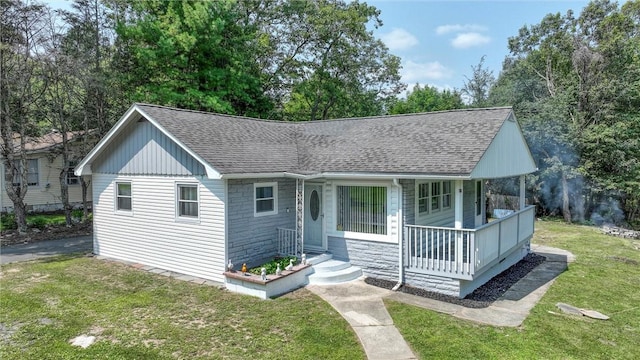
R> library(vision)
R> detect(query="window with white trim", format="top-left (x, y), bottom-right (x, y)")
top-left (66, 161), bottom-right (80, 185)
top-left (7, 159), bottom-right (39, 186)
top-left (177, 184), bottom-right (199, 218)
top-left (254, 182), bottom-right (277, 216)
top-left (416, 181), bottom-right (452, 215)
top-left (116, 182), bottom-right (132, 211)
top-left (336, 185), bottom-right (387, 235)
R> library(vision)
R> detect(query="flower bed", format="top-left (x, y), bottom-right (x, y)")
top-left (224, 261), bottom-right (312, 299)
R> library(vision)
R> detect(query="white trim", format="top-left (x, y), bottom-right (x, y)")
top-left (254, 181), bottom-right (278, 217)
top-left (175, 182), bottom-right (200, 222)
top-left (329, 181), bottom-right (393, 243)
top-left (114, 180), bottom-right (133, 215)
top-left (221, 172), bottom-right (473, 181)
top-left (415, 180), bottom-right (453, 222)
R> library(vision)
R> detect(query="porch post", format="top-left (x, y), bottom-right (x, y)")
top-left (296, 179), bottom-right (304, 256)
top-left (454, 180), bottom-right (463, 229)
top-left (519, 175), bottom-right (526, 210)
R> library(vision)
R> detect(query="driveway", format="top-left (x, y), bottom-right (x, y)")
top-left (0, 236), bottom-right (93, 265)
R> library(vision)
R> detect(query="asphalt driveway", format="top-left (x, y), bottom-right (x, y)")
top-left (0, 236), bottom-right (93, 265)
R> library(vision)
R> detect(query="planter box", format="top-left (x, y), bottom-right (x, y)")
top-left (224, 264), bottom-right (313, 299)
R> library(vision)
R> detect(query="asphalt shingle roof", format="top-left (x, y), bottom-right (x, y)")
top-left (136, 104), bottom-right (513, 176)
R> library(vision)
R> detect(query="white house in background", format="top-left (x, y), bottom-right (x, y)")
top-left (75, 103), bottom-right (537, 298)
top-left (2, 131), bottom-right (92, 213)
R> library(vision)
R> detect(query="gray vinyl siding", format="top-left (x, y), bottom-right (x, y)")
top-left (463, 180), bottom-right (476, 228)
top-left (92, 173), bottom-right (225, 282)
top-left (226, 178), bottom-right (296, 268)
top-left (400, 179), bottom-right (415, 224)
top-left (328, 237), bottom-right (399, 282)
top-left (93, 120), bottom-right (205, 176)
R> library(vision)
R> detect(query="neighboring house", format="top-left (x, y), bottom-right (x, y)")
top-left (75, 103), bottom-right (537, 298)
top-left (1, 131), bottom-right (93, 213)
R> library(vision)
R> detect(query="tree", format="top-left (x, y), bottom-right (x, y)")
top-left (1, 0), bottom-right (49, 233)
top-left (461, 56), bottom-right (495, 107)
top-left (241, 0), bottom-right (404, 120)
top-left (389, 84), bottom-right (463, 115)
top-left (112, 0), bottom-right (272, 116)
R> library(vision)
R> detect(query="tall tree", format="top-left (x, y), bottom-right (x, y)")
top-left (0, 0), bottom-right (49, 233)
top-left (113, 0), bottom-right (272, 116)
top-left (461, 55), bottom-right (495, 108)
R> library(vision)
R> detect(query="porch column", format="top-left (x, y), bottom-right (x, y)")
top-left (519, 175), bottom-right (526, 210)
top-left (454, 180), bottom-right (463, 229)
top-left (296, 179), bottom-right (304, 256)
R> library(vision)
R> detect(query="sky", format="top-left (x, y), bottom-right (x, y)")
top-left (370, 0), bottom-right (591, 93)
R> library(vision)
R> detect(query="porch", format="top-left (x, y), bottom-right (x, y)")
top-left (404, 205), bottom-right (535, 280)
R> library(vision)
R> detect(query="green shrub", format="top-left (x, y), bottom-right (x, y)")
top-left (28, 215), bottom-right (48, 230)
top-left (1, 213), bottom-right (17, 230)
top-left (249, 256), bottom-right (297, 275)
top-left (72, 209), bottom-right (83, 220)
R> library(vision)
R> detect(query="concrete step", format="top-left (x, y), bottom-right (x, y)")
top-left (305, 253), bottom-right (333, 265)
top-left (307, 265), bottom-right (363, 285)
top-left (312, 259), bottom-right (352, 273)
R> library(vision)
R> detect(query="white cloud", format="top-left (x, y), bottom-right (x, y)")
top-left (451, 32), bottom-right (491, 49)
top-left (436, 24), bottom-right (487, 35)
top-left (401, 60), bottom-right (453, 84)
top-left (381, 28), bottom-right (419, 51)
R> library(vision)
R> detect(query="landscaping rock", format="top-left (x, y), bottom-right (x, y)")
top-left (69, 334), bottom-right (96, 348)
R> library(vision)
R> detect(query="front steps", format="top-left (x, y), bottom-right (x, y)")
top-left (306, 253), bottom-right (362, 285)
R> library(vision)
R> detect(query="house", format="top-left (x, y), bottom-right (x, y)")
top-left (2, 131), bottom-right (93, 213)
top-left (75, 103), bottom-right (537, 298)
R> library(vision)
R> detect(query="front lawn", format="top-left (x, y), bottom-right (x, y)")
top-left (387, 219), bottom-right (640, 359)
top-left (0, 256), bottom-right (364, 359)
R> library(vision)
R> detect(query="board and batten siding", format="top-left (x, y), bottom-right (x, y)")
top-left (92, 119), bottom-right (205, 176)
top-left (92, 173), bottom-right (226, 282)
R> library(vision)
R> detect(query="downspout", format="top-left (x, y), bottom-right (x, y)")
top-left (392, 178), bottom-right (404, 291)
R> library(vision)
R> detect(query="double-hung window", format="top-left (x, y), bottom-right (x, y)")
top-left (416, 181), bottom-right (452, 216)
top-left (254, 182), bottom-right (277, 216)
top-left (177, 184), bottom-right (199, 218)
top-left (116, 182), bottom-right (132, 211)
top-left (66, 161), bottom-right (80, 185)
top-left (336, 185), bottom-right (387, 235)
top-left (7, 159), bottom-right (39, 187)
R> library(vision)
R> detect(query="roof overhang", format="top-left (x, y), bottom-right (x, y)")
top-left (220, 171), bottom-right (473, 181)
top-left (74, 104), bottom-right (221, 179)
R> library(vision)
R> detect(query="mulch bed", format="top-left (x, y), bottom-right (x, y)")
top-left (1, 221), bottom-right (92, 247)
top-left (366, 253), bottom-right (546, 308)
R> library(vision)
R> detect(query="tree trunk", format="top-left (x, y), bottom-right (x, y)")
top-left (81, 177), bottom-right (90, 221)
top-left (562, 172), bottom-right (572, 223)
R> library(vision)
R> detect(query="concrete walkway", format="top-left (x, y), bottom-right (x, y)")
top-left (307, 245), bottom-right (574, 359)
top-left (0, 235), bottom-right (93, 264)
top-left (307, 280), bottom-right (417, 360)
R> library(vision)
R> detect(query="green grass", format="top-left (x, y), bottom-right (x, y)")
top-left (387, 219), bottom-right (640, 359)
top-left (0, 256), bottom-right (364, 359)
top-left (1, 213), bottom-right (70, 231)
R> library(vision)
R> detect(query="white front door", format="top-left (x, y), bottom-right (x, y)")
top-left (304, 183), bottom-right (324, 250)
top-left (475, 180), bottom-right (484, 227)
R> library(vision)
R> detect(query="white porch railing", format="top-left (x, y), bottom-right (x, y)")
top-left (404, 205), bottom-right (535, 280)
top-left (277, 228), bottom-right (297, 256)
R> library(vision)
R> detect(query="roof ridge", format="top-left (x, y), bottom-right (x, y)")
top-left (135, 103), bottom-right (512, 124)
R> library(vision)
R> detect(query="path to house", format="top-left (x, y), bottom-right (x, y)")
top-left (0, 235), bottom-right (93, 265)
top-left (307, 245), bottom-right (574, 359)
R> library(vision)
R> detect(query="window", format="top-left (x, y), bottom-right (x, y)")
top-left (116, 182), bottom-right (132, 211)
top-left (66, 161), bottom-right (80, 185)
top-left (336, 185), bottom-right (387, 235)
top-left (177, 184), bottom-right (198, 218)
top-left (7, 159), bottom-right (39, 186)
top-left (416, 181), bottom-right (452, 215)
top-left (254, 182), bottom-right (277, 216)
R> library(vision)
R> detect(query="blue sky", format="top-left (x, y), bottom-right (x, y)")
top-left (371, 0), bottom-right (591, 92)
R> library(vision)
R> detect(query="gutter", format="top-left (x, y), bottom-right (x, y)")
top-left (391, 178), bottom-right (404, 291)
